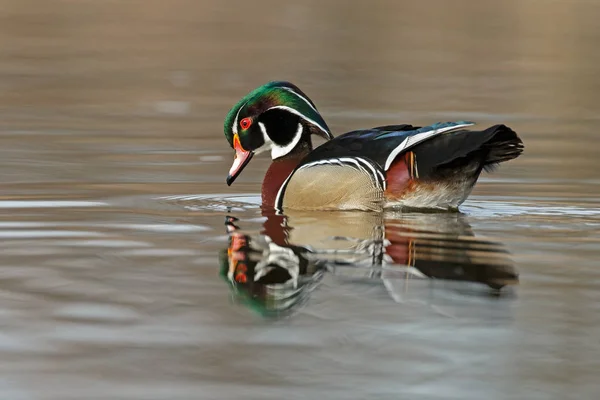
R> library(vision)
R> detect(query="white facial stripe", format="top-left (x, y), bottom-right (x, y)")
top-left (257, 121), bottom-right (304, 160)
top-left (232, 99), bottom-right (250, 136)
top-left (266, 106), bottom-right (330, 138)
top-left (257, 121), bottom-right (272, 155)
top-left (281, 87), bottom-right (318, 113)
top-left (383, 122), bottom-right (475, 171)
top-left (271, 123), bottom-right (303, 159)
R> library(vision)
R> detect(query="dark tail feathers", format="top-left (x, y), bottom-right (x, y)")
top-left (481, 125), bottom-right (524, 172)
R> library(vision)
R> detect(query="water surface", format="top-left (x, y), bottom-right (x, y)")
top-left (2, 1), bottom-right (600, 399)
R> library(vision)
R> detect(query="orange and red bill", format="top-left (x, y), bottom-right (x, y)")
top-left (226, 134), bottom-right (253, 186)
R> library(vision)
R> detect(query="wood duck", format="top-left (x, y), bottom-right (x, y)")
top-left (224, 81), bottom-right (524, 212)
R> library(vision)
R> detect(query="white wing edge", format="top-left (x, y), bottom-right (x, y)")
top-left (383, 122), bottom-right (475, 171)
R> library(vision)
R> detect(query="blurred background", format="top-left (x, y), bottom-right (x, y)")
top-left (1, 1), bottom-right (600, 399)
top-left (2, 0), bottom-right (600, 189)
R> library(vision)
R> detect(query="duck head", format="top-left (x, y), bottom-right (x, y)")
top-left (223, 81), bottom-right (333, 185)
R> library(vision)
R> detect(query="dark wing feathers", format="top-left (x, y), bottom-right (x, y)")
top-left (372, 121), bottom-right (473, 141)
top-left (300, 121), bottom-right (474, 169)
top-left (297, 121), bottom-right (523, 177)
top-left (299, 127), bottom-right (406, 167)
top-left (299, 124), bottom-right (425, 167)
top-left (411, 124), bottom-right (524, 177)
top-left (370, 124), bottom-right (418, 132)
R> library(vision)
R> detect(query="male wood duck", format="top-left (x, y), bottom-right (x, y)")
top-left (224, 81), bottom-right (524, 211)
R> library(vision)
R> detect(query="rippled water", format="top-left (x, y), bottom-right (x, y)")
top-left (2, 1), bottom-right (600, 399)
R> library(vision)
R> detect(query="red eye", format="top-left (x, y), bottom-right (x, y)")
top-left (235, 273), bottom-right (247, 283)
top-left (240, 117), bottom-right (252, 130)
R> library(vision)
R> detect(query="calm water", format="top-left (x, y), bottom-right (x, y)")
top-left (2, 1), bottom-right (600, 399)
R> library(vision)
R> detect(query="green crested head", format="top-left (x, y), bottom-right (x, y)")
top-left (223, 81), bottom-right (333, 185)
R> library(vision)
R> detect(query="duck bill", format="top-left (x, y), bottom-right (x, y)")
top-left (226, 135), bottom-right (253, 186)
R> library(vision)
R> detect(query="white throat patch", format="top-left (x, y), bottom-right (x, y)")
top-left (259, 121), bottom-right (304, 160)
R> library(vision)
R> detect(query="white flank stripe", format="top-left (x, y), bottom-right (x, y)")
top-left (383, 122), bottom-right (475, 171)
top-left (354, 158), bottom-right (385, 190)
top-left (298, 157), bottom-right (384, 190)
top-left (276, 156), bottom-right (386, 209)
top-left (275, 172), bottom-right (294, 211)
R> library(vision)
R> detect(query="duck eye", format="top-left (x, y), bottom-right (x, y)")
top-left (240, 117), bottom-right (252, 130)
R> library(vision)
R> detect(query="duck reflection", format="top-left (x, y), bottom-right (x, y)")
top-left (219, 211), bottom-right (518, 317)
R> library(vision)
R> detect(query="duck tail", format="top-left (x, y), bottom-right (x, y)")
top-left (481, 125), bottom-right (524, 172)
